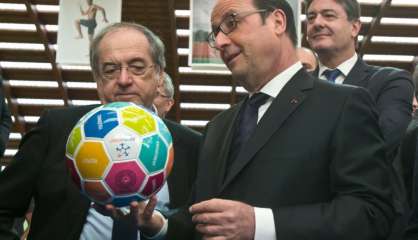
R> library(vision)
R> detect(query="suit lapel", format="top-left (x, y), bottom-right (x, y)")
top-left (221, 70), bottom-right (314, 191)
top-left (214, 102), bottom-right (243, 192)
top-left (342, 58), bottom-right (371, 87)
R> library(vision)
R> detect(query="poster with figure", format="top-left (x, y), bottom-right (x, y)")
top-left (189, 0), bottom-right (301, 71)
top-left (57, 0), bottom-right (121, 65)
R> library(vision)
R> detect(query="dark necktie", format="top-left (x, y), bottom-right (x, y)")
top-left (322, 69), bottom-right (341, 83)
top-left (228, 92), bottom-right (270, 168)
top-left (112, 218), bottom-right (137, 240)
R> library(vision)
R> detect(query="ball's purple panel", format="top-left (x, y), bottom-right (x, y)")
top-left (141, 171), bottom-right (164, 197)
top-left (105, 161), bottom-right (146, 195)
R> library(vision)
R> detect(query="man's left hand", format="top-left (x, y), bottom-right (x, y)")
top-left (189, 198), bottom-right (255, 240)
top-left (94, 195), bottom-right (164, 236)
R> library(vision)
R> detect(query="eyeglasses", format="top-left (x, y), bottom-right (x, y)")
top-left (207, 9), bottom-right (268, 48)
top-left (100, 64), bottom-right (155, 80)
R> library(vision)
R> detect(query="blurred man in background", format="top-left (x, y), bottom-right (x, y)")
top-left (296, 47), bottom-right (317, 72)
top-left (154, 72), bottom-right (174, 118)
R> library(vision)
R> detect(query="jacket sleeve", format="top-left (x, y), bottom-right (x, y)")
top-left (373, 68), bottom-right (414, 160)
top-left (0, 110), bottom-right (51, 240)
top-left (275, 87), bottom-right (395, 240)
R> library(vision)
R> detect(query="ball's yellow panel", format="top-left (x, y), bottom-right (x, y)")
top-left (75, 141), bottom-right (110, 179)
top-left (121, 106), bottom-right (156, 135)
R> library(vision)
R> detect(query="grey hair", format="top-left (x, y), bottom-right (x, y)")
top-left (162, 72), bottom-right (174, 99)
top-left (89, 22), bottom-right (166, 80)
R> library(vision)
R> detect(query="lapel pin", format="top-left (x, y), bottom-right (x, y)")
top-left (290, 98), bottom-right (298, 104)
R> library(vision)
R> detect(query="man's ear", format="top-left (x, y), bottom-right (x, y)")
top-left (271, 9), bottom-right (287, 36)
top-left (96, 80), bottom-right (106, 104)
top-left (166, 98), bottom-right (174, 113)
top-left (351, 19), bottom-right (361, 38)
top-left (158, 70), bottom-right (164, 86)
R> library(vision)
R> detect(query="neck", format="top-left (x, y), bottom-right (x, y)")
top-left (317, 48), bottom-right (355, 69)
top-left (245, 49), bottom-right (298, 93)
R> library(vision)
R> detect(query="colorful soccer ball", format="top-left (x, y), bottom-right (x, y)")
top-left (65, 102), bottom-right (174, 207)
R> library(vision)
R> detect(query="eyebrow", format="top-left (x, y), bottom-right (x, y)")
top-left (307, 9), bottom-right (337, 15)
top-left (102, 57), bottom-right (147, 66)
top-left (212, 10), bottom-right (236, 28)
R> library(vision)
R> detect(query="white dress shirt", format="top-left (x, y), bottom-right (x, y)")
top-left (318, 53), bottom-right (358, 84)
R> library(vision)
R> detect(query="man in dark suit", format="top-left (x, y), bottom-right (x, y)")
top-left (305, 0), bottom-right (413, 160)
top-left (306, 1), bottom-right (413, 238)
top-left (0, 22), bottom-right (201, 239)
top-left (135, 0), bottom-right (395, 239)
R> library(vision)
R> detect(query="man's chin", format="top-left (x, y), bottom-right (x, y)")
top-left (310, 41), bottom-right (334, 53)
top-left (115, 97), bottom-right (142, 104)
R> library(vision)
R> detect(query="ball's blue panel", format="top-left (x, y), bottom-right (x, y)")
top-left (112, 195), bottom-right (145, 208)
top-left (157, 120), bottom-right (172, 145)
top-left (106, 102), bottom-right (132, 109)
top-left (139, 134), bottom-right (168, 173)
top-left (84, 109), bottom-right (119, 138)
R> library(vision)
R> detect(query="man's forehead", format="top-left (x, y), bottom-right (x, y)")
top-left (307, 0), bottom-right (342, 12)
top-left (211, 0), bottom-right (253, 22)
top-left (98, 30), bottom-right (151, 61)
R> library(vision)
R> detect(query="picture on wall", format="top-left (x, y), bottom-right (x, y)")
top-left (57, 0), bottom-right (122, 65)
top-left (189, 0), bottom-right (301, 71)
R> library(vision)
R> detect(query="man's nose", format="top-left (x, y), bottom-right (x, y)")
top-left (311, 15), bottom-right (325, 28)
top-left (214, 31), bottom-right (232, 50)
top-left (116, 67), bottom-right (132, 85)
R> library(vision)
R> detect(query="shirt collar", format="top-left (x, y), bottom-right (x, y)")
top-left (255, 61), bottom-right (303, 99)
top-left (318, 53), bottom-right (358, 79)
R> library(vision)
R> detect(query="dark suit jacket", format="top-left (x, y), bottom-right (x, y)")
top-left (402, 118), bottom-right (418, 240)
top-left (399, 117), bottom-right (418, 206)
top-left (0, 105), bottom-right (201, 240)
top-left (0, 78), bottom-right (12, 157)
top-left (168, 69), bottom-right (394, 240)
top-left (315, 59), bottom-right (413, 160)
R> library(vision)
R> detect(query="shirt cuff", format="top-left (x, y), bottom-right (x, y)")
top-left (254, 207), bottom-right (277, 240)
top-left (142, 210), bottom-right (168, 240)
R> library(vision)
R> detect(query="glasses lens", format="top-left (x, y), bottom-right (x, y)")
top-left (102, 65), bottom-right (119, 79)
top-left (100, 64), bottom-right (153, 80)
top-left (207, 32), bottom-right (216, 47)
top-left (222, 15), bottom-right (236, 34)
top-left (128, 64), bottom-right (147, 75)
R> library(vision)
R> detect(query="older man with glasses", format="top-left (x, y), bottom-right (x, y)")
top-left (0, 22), bottom-right (201, 240)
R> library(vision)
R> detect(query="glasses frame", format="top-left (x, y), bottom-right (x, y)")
top-left (100, 64), bottom-right (155, 81)
top-left (207, 9), bottom-right (268, 48)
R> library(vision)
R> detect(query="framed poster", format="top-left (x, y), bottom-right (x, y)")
top-left (189, 0), bottom-right (224, 70)
top-left (56, 0), bottom-right (122, 65)
top-left (189, 0), bottom-right (301, 71)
